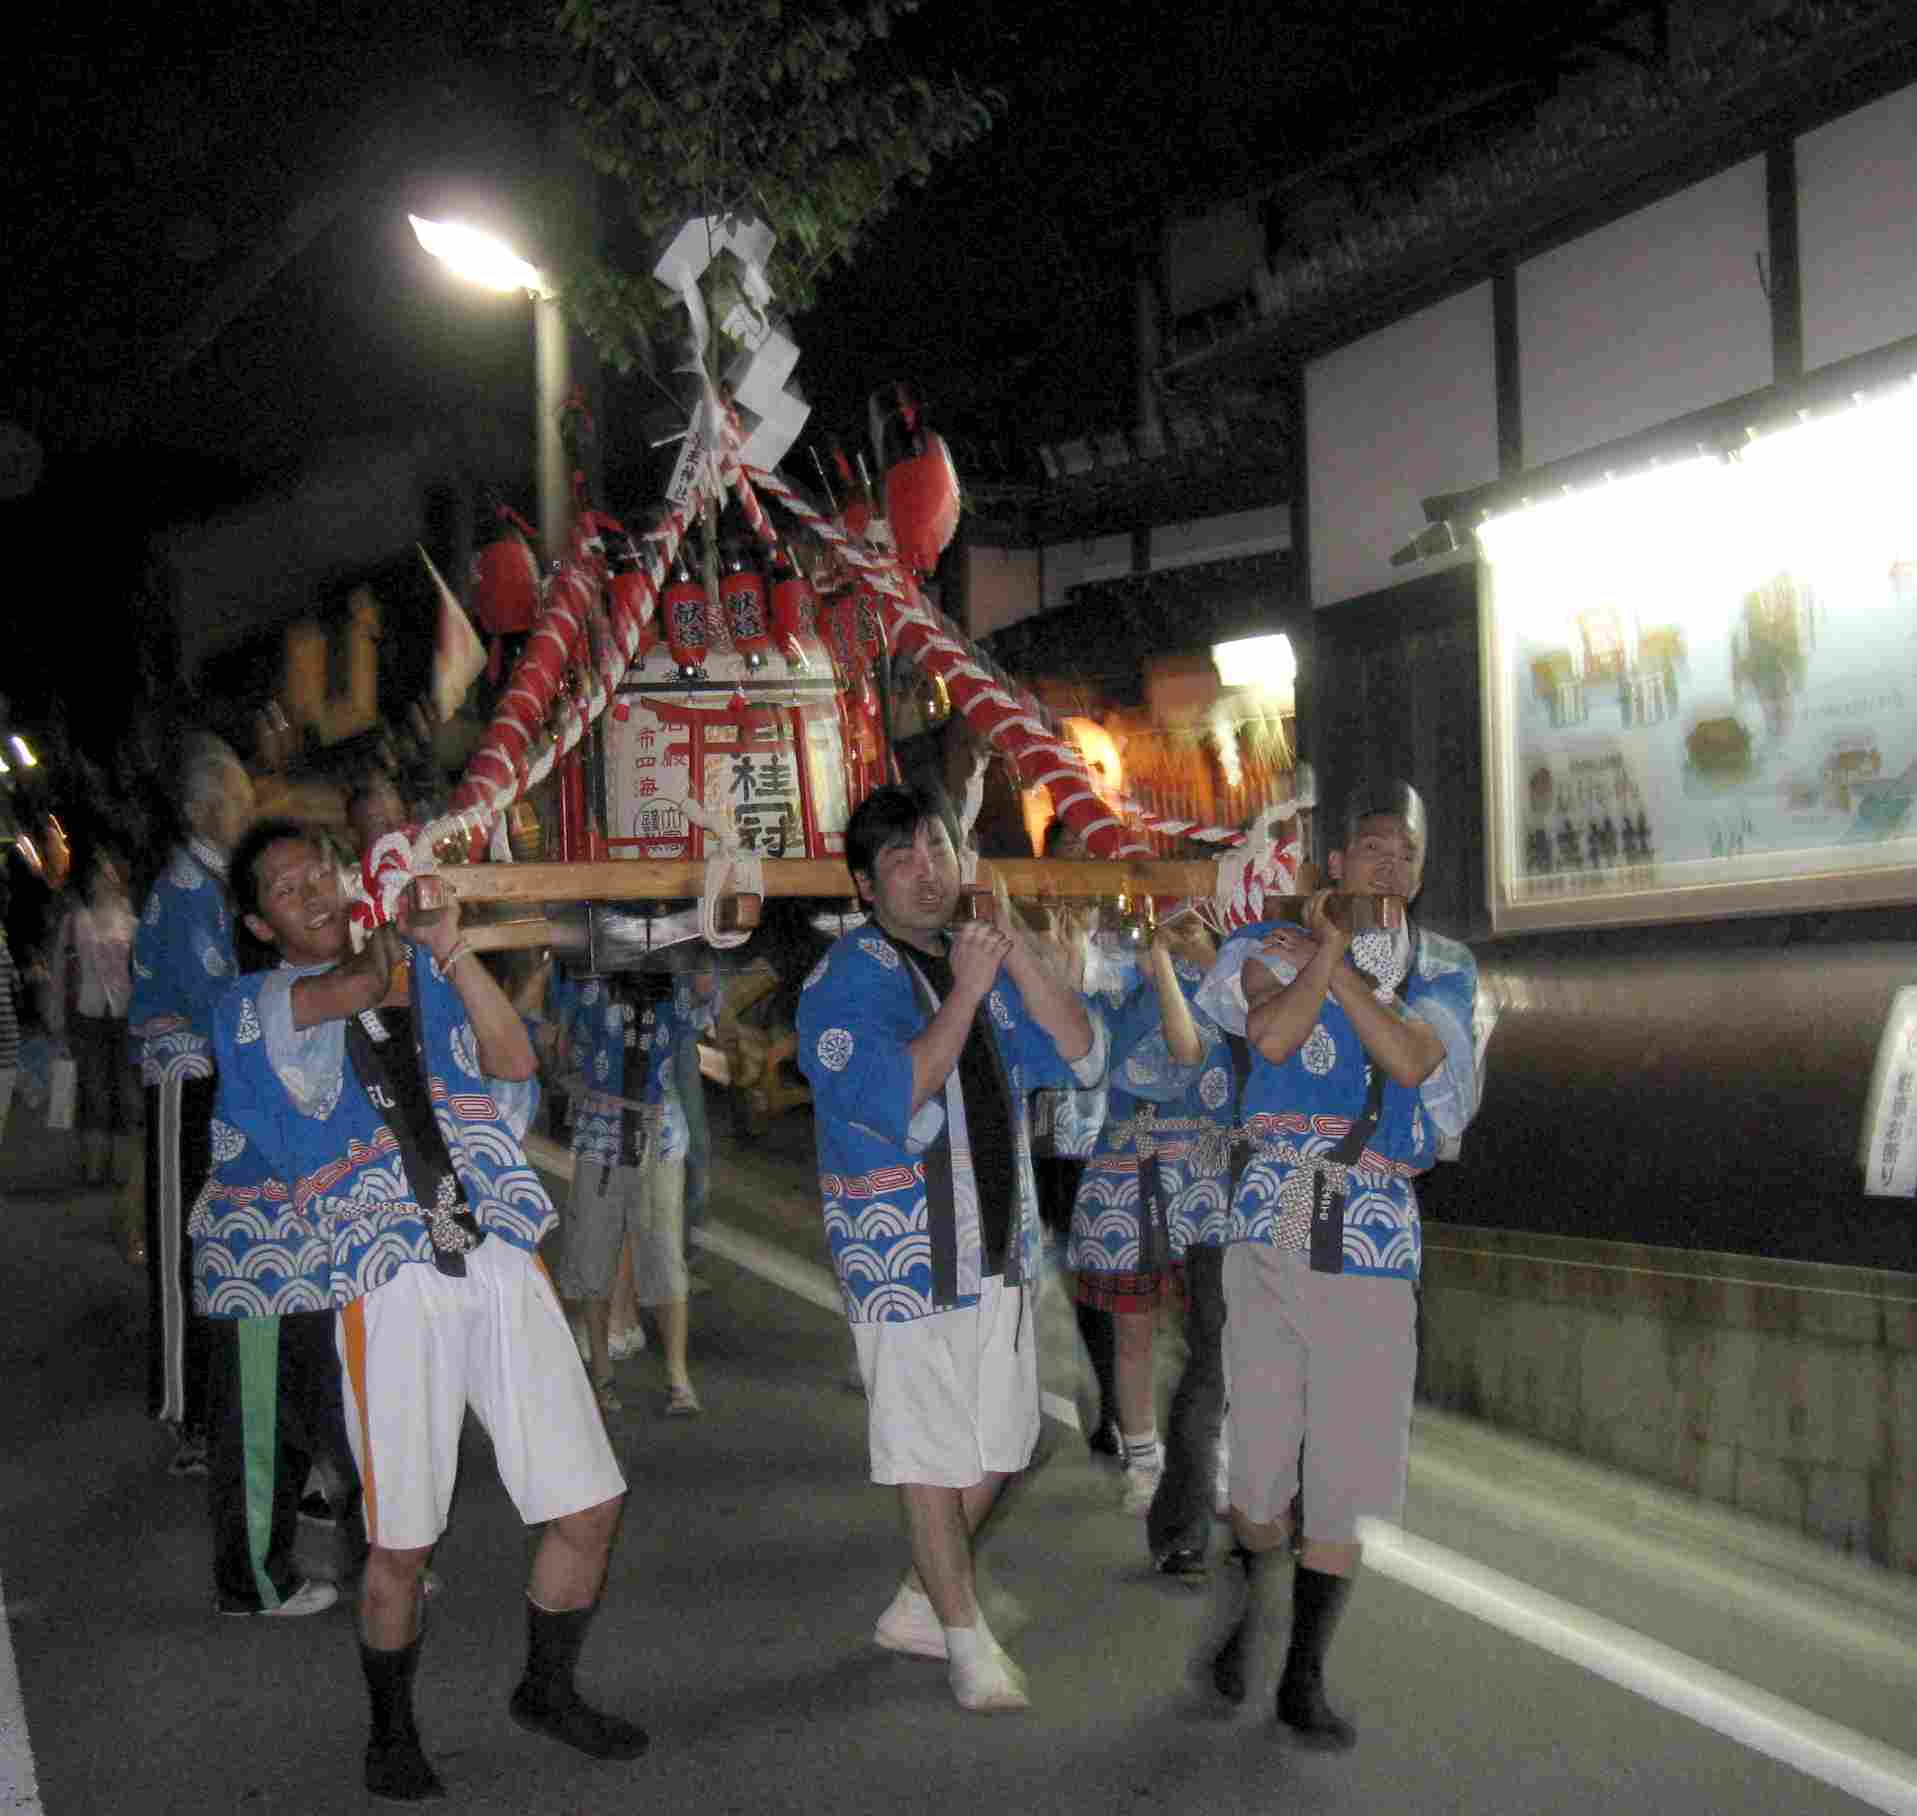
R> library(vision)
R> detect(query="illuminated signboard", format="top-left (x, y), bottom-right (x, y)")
top-left (1479, 384), bottom-right (1917, 933)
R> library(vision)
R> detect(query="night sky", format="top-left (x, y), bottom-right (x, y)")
top-left (1, 0), bottom-right (1579, 755)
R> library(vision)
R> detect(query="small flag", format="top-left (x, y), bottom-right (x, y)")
top-left (419, 545), bottom-right (487, 724)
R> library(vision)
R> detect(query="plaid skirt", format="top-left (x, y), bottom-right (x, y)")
top-left (1073, 1263), bottom-right (1185, 1317)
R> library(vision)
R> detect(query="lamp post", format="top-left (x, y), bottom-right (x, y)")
top-left (409, 214), bottom-right (571, 567)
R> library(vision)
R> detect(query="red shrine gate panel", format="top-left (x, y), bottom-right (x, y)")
top-left (602, 674), bottom-right (850, 862)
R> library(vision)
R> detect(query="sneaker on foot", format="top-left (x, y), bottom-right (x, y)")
top-left (508, 1685), bottom-right (650, 1760)
top-left (298, 1490), bottom-right (337, 1527)
top-left (219, 1578), bottom-right (339, 1619)
top-left (1119, 1461), bottom-right (1163, 1518)
top-left (168, 1433), bottom-right (209, 1477)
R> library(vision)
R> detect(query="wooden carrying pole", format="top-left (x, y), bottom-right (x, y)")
top-left (440, 855), bottom-right (1225, 907)
top-left (443, 855), bottom-right (1228, 953)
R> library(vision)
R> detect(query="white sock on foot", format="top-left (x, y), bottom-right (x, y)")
top-left (875, 1581), bottom-right (946, 1659)
top-left (945, 1625), bottom-right (1029, 1713)
top-left (1121, 1428), bottom-right (1162, 1470)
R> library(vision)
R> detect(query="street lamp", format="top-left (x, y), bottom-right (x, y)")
top-left (409, 213), bottom-right (571, 567)
top-left (1211, 633), bottom-right (1296, 694)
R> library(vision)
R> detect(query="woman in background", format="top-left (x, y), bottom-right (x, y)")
top-left (48, 845), bottom-right (142, 1250)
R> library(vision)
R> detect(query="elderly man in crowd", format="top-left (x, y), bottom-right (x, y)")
top-left (128, 732), bottom-right (255, 1477)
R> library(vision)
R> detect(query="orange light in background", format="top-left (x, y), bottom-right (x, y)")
top-left (1024, 719), bottom-right (1126, 857)
top-left (1020, 788), bottom-right (1051, 858)
top-left (1061, 717), bottom-right (1124, 799)
top-left (42, 815), bottom-right (70, 889)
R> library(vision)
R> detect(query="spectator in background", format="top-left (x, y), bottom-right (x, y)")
top-left (556, 973), bottom-right (699, 1415)
top-left (129, 733), bottom-right (255, 1478)
top-left (4, 847), bottom-right (55, 1031)
top-left (47, 846), bottom-right (141, 1240)
top-left (671, 958), bottom-right (715, 1280)
top-left (1029, 818), bottom-right (1119, 1456)
top-left (0, 899), bottom-right (18, 1148)
top-left (535, 955), bottom-right (583, 1143)
top-left (345, 770), bottom-right (410, 857)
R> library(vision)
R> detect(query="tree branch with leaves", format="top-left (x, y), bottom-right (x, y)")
top-left (539, 0), bottom-right (1001, 379)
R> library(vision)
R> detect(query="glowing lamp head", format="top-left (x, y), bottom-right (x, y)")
top-left (1211, 634), bottom-right (1296, 693)
top-left (409, 215), bottom-right (547, 297)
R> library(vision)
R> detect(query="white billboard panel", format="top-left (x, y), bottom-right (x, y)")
top-left (1517, 159), bottom-right (1771, 470)
top-left (1306, 284), bottom-right (1498, 609)
top-left (1799, 81), bottom-right (1917, 373)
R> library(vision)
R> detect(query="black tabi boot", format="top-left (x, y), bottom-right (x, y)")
top-left (1076, 1303), bottom-right (1120, 1455)
top-left (1210, 1544), bottom-right (1287, 1705)
top-left (508, 1599), bottom-right (651, 1761)
top-left (360, 1634), bottom-right (445, 1803)
top-left (1275, 1564), bottom-right (1357, 1750)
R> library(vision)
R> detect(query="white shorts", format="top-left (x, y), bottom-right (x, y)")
top-left (852, 1276), bottom-right (1039, 1488)
top-left (338, 1241), bottom-right (627, 1551)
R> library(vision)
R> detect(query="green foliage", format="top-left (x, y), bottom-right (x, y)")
top-left (538, 0), bottom-right (999, 377)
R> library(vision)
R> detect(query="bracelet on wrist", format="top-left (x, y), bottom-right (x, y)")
top-left (438, 940), bottom-right (474, 972)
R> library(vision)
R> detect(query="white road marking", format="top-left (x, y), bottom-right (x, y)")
top-left (1, 1571), bottom-right (44, 1815)
top-left (1358, 1520), bottom-right (1917, 1816)
top-left (690, 1219), bottom-right (842, 1316)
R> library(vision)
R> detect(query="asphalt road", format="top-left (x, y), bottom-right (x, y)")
top-left (3, 1099), bottom-right (1915, 1816)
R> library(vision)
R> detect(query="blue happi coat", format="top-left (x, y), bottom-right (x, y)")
top-left (1196, 920), bottom-right (1478, 1281)
top-left (561, 975), bottom-right (686, 1168)
top-left (1068, 954), bottom-right (1236, 1274)
top-left (193, 953), bottom-right (551, 1315)
top-left (129, 841), bottom-right (238, 1085)
top-left (797, 928), bottom-right (1108, 1324)
top-left (1031, 943), bottom-right (1136, 1162)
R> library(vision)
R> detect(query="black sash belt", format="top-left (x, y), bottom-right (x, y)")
top-left (880, 927), bottom-right (1023, 1296)
top-left (344, 1003), bottom-right (483, 1277)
